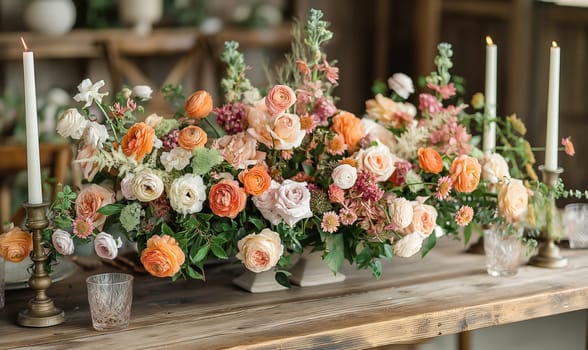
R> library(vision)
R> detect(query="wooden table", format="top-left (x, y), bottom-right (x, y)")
top-left (1, 239), bottom-right (587, 349)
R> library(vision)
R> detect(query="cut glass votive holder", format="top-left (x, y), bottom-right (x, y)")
top-left (563, 203), bottom-right (588, 248)
top-left (86, 272), bottom-right (133, 331)
top-left (484, 226), bottom-right (523, 277)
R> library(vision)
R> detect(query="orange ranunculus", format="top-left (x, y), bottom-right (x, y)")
top-left (0, 226), bottom-right (33, 263)
top-left (178, 125), bottom-right (207, 150)
top-left (239, 165), bottom-right (271, 196)
top-left (208, 179), bottom-right (247, 219)
top-left (185, 90), bottom-right (213, 119)
top-left (418, 147), bottom-right (443, 174)
top-left (121, 122), bottom-right (155, 161)
top-left (140, 234), bottom-right (185, 278)
top-left (449, 155), bottom-right (481, 193)
top-left (331, 111), bottom-right (364, 151)
top-left (265, 84), bottom-right (296, 115)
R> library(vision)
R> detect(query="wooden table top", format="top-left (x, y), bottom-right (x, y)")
top-left (1, 239), bottom-right (587, 349)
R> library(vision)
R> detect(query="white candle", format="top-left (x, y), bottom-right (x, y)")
top-left (21, 37), bottom-right (43, 204)
top-left (544, 41), bottom-right (560, 172)
top-left (483, 36), bottom-right (497, 154)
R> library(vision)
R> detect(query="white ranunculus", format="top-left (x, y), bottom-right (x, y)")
top-left (132, 85), bottom-right (153, 100)
top-left (393, 232), bottom-right (424, 258)
top-left (84, 121), bottom-right (109, 149)
top-left (168, 174), bottom-right (207, 214)
top-left (331, 164), bottom-right (358, 190)
top-left (120, 173), bottom-right (136, 200)
top-left (236, 228), bottom-right (284, 273)
top-left (252, 180), bottom-right (282, 225)
top-left (56, 108), bottom-right (87, 139)
top-left (160, 147), bottom-right (192, 172)
top-left (52, 229), bottom-right (75, 256)
top-left (482, 153), bottom-right (510, 184)
top-left (131, 169), bottom-right (164, 202)
top-left (73, 79), bottom-right (108, 108)
top-left (94, 232), bottom-right (122, 260)
top-left (274, 180), bottom-right (313, 227)
top-left (354, 143), bottom-right (397, 182)
top-left (389, 197), bottom-right (414, 229)
top-left (144, 113), bottom-right (163, 128)
top-left (387, 73), bottom-right (415, 99)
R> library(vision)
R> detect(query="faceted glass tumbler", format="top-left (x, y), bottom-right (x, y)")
top-left (86, 273), bottom-right (133, 331)
top-left (484, 227), bottom-right (522, 277)
top-left (564, 203), bottom-right (588, 248)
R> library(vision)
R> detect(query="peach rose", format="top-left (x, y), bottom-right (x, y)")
top-left (75, 184), bottom-right (116, 230)
top-left (209, 179), bottom-right (247, 219)
top-left (269, 113), bottom-right (306, 150)
top-left (212, 132), bottom-right (265, 169)
top-left (239, 165), bottom-right (271, 196)
top-left (482, 153), bottom-right (510, 184)
top-left (354, 143), bottom-right (396, 182)
top-left (0, 226), bottom-right (33, 263)
top-left (418, 147), bottom-right (443, 174)
top-left (406, 202), bottom-right (438, 236)
top-left (121, 122), bottom-right (155, 161)
top-left (498, 179), bottom-right (529, 223)
top-left (265, 84), bottom-right (296, 115)
top-left (331, 111), bottom-right (365, 151)
top-left (236, 228), bottom-right (283, 273)
top-left (449, 155), bottom-right (481, 193)
top-left (140, 234), bottom-right (185, 278)
top-left (185, 90), bottom-right (213, 119)
top-left (76, 143), bottom-right (99, 181)
top-left (178, 125), bottom-right (207, 150)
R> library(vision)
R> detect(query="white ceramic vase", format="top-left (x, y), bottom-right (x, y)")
top-left (24, 0), bottom-right (76, 35)
top-left (289, 248), bottom-right (346, 286)
top-left (119, 0), bottom-right (163, 36)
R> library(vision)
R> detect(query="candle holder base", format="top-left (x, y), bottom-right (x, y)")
top-left (17, 303), bottom-right (64, 328)
top-left (528, 240), bottom-right (568, 269)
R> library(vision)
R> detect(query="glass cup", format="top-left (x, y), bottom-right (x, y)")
top-left (86, 273), bottom-right (133, 331)
top-left (484, 226), bottom-right (523, 277)
top-left (563, 203), bottom-right (588, 248)
top-left (0, 257), bottom-right (5, 309)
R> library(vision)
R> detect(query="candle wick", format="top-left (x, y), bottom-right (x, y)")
top-left (20, 37), bottom-right (29, 51)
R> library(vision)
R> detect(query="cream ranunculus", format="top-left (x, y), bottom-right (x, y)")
top-left (168, 174), bottom-right (207, 214)
top-left (52, 229), bottom-right (75, 256)
top-left (497, 178), bottom-right (529, 223)
top-left (236, 228), bottom-right (284, 273)
top-left (56, 108), bottom-right (87, 139)
top-left (482, 153), bottom-right (510, 184)
top-left (393, 232), bottom-right (424, 258)
top-left (389, 197), bottom-right (414, 230)
top-left (331, 164), bottom-right (358, 190)
top-left (131, 169), bottom-right (164, 202)
top-left (84, 121), bottom-right (109, 149)
top-left (354, 143), bottom-right (397, 182)
top-left (387, 73), bottom-right (415, 99)
top-left (94, 232), bottom-right (122, 260)
top-left (160, 147), bottom-right (192, 172)
top-left (251, 181), bottom-right (282, 225)
top-left (274, 180), bottom-right (313, 227)
top-left (144, 113), bottom-right (164, 128)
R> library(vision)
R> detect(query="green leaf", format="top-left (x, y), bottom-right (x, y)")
top-left (191, 245), bottom-right (209, 263)
top-left (370, 260), bottom-right (382, 279)
top-left (323, 233), bottom-right (344, 273)
top-left (421, 233), bottom-right (437, 257)
top-left (210, 243), bottom-right (228, 260)
top-left (382, 243), bottom-right (394, 259)
top-left (275, 271), bottom-right (291, 288)
top-left (248, 217), bottom-right (266, 231)
top-left (161, 222), bottom-right (174, 236)
top-left (186, 265), bottom-right (204, 280)
top-left (98, 203), bottom-right (125, 216)
top-left (463, 224), bottom-right (472, 246)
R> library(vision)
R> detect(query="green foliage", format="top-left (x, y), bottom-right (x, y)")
top-left (191, 148), bottom-right (223, 175)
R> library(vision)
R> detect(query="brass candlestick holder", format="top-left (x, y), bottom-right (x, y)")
top-left (528, 165), bottom-right (568, 268)
top-left (17, 202), bottom-right (65, 327)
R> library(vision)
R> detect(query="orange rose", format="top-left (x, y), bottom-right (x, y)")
top-left (0, 226), bottom-right (33, 263)
top-left (209, 179), bottom-right (247, 219)
top-left (449, 155), bottom-right (481, 193)
top-left (121, 122), bottom-right (155, 161)
top-left (239, 165), bottom-right (271, 196)
top-left (265, 84), bottom-right (296, 115)
top-left (75, 184), bottom-right (116, 230)
top-left (418, 147), bottom-right (443, 174)
top-left (331, 111), bottom-right (364, 151)
top-left (178, 125), bottom-right (207, 150)
top-left (140, 234), bottom-right (185, 278)
top-left (185, 90), bottom-right (213, 119)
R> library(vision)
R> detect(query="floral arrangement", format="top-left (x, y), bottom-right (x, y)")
top-left (1, 9), bottom-right (580, 285)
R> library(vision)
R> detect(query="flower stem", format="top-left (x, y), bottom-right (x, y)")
top-left (96, 102), bottom-right (119, 142)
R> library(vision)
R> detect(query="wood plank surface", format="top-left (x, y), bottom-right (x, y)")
top-left (1, 239), bottom-right (587, 349)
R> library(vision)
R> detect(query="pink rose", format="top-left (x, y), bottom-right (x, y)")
top-left (265, 85), bottom-right (296, 115)
top-left (274, 180), bottom-right (313, 227)
top-left (94, 232), bottom-right (122, 260)
top-left (52, 229), bottom-right (74, 256)
top-left (120, 173), bottom-right (136, 200)
top-left (75, 184), bottom-right (115, 230)
top-left (252, 181), bottom-right (282, 225)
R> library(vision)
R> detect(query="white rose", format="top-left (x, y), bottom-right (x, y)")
top-left (52, 229), bottom-right (75, 256)
top-left (389, 197), bottom-right (414, 229)
top-left (331, 164), bottom-right (358, 190)
top-left (120, 173), bottom-right (136, 200)
top-left (252, 181), bottom-right (282, 225)
top-left (84, 121), bottom-right (109, 149)
top-left (482, 153), bottom-right (510, 184)
top-left (497, 178), bottom-right (529, 223)
top-left (132, 85), bottom-right (153, 100)
top-left (160, 147), bottom-right (192, 172)
top-left (236, 228), bottom-right (284, 273)
top-left (387, 73), bottom-right (414, 99)
top-left (168, 174), bottom-right (207, 214)
top-left (393, 232), bottom-right (424, 258)
top-left (56, 108), bottom-right (87, 139)
top-left (274, 180), bottom-right (313, 227)
top-left (354, 143), bottom-right (396, 182)
top-left (94, 232), bottom-right (122, 260)
top-left (144, 113), bottom-right (163, 128)
top-left (131, 169), bottom-right (164, 202)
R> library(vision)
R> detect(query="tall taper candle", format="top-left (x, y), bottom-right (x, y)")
top-left (21, 38), bottom-right (43, 205)
top-left (544, 41), bottom-right (560, 172)
top-left (483, 36), bottom-right (497, 154)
